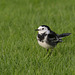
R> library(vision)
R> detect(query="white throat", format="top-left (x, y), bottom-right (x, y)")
top-left (46, 30), bottom-right (50, 34)
top-left (38, 30), bottom-right (50, 34)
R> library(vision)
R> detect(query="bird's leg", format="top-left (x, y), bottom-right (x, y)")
top-left (46, 49), bottom-right (49, 54)
top-left (49, 49), bottom-right (53, 56)
top-left (44, 49), bottom-right (53, 58)
top-left (47, 49), bottom-right (49, 52)
top-left (44, 49), bottom-right (49, 58)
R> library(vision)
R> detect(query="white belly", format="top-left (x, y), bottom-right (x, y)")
top-left (37, 35), bottom-right (53, 49)
top-left (38, 41), bottom-right (52, 49)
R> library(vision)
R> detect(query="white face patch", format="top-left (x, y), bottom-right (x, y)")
top-left (38, 26), bottom-right (50, 34)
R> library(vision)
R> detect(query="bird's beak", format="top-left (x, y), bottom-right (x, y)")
top-left (35, 29), bottom-right (39, 31)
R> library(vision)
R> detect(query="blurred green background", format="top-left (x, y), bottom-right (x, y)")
top-left (0, 0), bottom-right (75, 75)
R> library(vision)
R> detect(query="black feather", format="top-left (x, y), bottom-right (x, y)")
top-left (46, 33), bottom-right (58, 47)
top-left (38, 33), bottom-right (47, 41)
top-left (41, 25), bottom-right (51, 31)
top-left (58, 33), bottom-right (71, 38)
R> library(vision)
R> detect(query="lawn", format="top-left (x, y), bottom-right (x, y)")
top-left (0, 0), bottom-right (75, 75)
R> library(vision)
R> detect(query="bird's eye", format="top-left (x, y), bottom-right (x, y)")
top-left (42, 28), bottom-right (44, 30)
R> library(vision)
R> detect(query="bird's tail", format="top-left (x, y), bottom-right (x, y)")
top-left (58, 33), bottom-right (71, 38)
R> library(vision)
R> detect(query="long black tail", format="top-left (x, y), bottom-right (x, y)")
top-left (58, 33), bottom-right (71, 38)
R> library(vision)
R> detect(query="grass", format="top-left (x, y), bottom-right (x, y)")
top-left (0, 0), bottom-right (75, 75)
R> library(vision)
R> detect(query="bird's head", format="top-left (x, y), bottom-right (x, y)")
top-left (35, 25), bottom-right (51, 34)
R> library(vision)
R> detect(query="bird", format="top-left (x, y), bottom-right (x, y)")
top-left (35, 25), bottom-right (71, 56)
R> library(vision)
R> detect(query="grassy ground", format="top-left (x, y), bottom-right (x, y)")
top-left (0, 0), bottom-right (75, 75)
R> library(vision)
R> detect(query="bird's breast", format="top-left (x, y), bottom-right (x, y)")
top-left (37, 36), bottom-right (53, 49)
top-left (38, 40), bottom-right (52, 49)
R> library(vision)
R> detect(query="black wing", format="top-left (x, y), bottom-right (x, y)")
top-left (47, 31), bottom-right (59, 46)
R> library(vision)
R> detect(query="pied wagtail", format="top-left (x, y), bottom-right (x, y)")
top-left (35, 25), bottom-right (71, 55)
